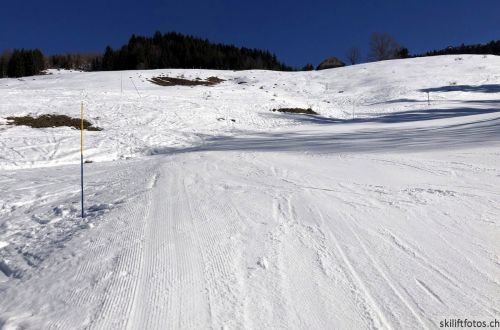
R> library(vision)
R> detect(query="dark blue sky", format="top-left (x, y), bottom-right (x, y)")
top-left (1, 0), bottom-right (498, 67)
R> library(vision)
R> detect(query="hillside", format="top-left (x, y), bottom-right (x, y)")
top-left (0, 55), bottom-right (499, 329)
top-left (1, 55), bottom-right (499, 170)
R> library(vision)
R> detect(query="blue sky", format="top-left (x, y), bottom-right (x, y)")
top-left (1, 0), bottom-right (499, 67)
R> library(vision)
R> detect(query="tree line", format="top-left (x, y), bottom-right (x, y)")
top-left (0, 32), bottom-right (292, 78)
top-left (1, 31), bottom-right (499, 78)
top-left (346, 34), bottom-right (499, 65)
top-left (0, 49), bottom-right (44, 78)
top-left (416, 40), bottom-right (500, 57)
top-left (47, 53), bottom-right (101, 71)
top-left (97, 31), bottom-right (293, 71)
top-left (0, 50), bottom-right (100, 78)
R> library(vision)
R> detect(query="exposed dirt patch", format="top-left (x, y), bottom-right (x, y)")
top-left (148, 76), bottom-right (225, 87)
top-left (271, 108), bottom-right (318, 115)
top-left (6, 115), bottom-right (102, 131)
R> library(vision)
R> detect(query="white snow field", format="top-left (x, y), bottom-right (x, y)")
top-left (0, 55), bottom-right (499, 329)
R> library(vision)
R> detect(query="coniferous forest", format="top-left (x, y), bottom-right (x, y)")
top-left (98, 32), bottom-right (293, 71)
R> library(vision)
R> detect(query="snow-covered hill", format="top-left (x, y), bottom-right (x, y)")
top-left (1, 55), bottom-right (499, 170)
top-left (0, 55), bottom-right (499, 329)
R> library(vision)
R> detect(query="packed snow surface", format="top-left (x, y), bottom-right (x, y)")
top-left (0, 55), bottom-right (499, 329)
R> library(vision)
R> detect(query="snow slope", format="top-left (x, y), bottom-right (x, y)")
top-left (1, 55), bottom-right (498, 169)
top-left (0, 55), bottom-right (499, 329)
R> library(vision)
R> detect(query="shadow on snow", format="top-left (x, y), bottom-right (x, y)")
top-left (419, 84), bottom-right (500, 94)
top-left (291, 107), bottom-right (500, 124)
top-left (147, 105), bottom-right (500, 156)
top-left (149, 120), bottom-right (500, 156)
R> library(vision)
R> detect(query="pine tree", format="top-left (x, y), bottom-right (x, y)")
top-left (102, 46), bottom-right (115, 70)
top-left (396, 47), bottom-right (409, 59)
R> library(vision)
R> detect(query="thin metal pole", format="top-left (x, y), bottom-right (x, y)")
top-left (130, 77), bottom-right (141, 97)
top-left (80, 102), bottom-right (85, 218)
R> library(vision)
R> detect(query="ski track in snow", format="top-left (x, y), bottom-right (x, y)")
top-left (0, 55), bottom-right (499, 329)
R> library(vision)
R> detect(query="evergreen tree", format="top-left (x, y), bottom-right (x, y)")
top-left (0, 51), bottom-right (10, 78)
top-left (7, 50), bottom-right (25, 77)
top-left (102, 46), bottom-right (115, 71)
top-left (396, 47), bottom-right (409, 59)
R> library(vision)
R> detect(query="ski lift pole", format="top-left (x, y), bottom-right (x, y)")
top-left (80, 102), bottom-right (85, 218)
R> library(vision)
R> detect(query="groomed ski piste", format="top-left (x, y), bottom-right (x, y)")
top-left (0, 55), bottom-right (499, 329)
